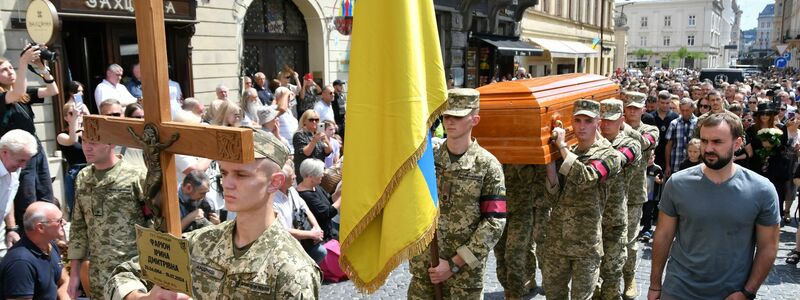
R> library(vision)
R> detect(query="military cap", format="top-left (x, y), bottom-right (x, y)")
top-left (573, 99), bottom-right (601, 118)
top-left (625, 91), bottom-right (647, 108)
top-left (600, 99), bottom-right (624, 120)
top-left (443, 88), bottom-right (480, 117)
top-left (248, 127), bottom-right (290, 165)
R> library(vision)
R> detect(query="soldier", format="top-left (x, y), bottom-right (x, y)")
top-left (495, 164), bottom-right (551, 299)
top-left (67, 139), bottom-right (150, 298)
top-left (597, 99), bottom-right (642, 300)
top-left (542, 99), bottom-right (624, 300)
top-left (408, 88), bottom-right (507, 299)
top-left (621, 91), bottom-right (659, 300)
top-left (104, 129), bottom-right (321, 299)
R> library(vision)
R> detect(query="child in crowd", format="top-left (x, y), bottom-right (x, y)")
top-left (639, 155), bottom-right (663, 243)
top-left (678, 138), bottom-right (702, 170)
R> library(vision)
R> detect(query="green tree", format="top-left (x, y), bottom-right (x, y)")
top-left (667, 47), bottom-right (707, 68)
top-left (633, 48), bottom-right (654, 65)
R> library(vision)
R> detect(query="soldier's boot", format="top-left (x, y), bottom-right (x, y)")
top-left (622, 274), bottom-right (637, 300)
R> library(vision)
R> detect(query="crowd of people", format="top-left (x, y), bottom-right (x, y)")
top-left (0, 45), bottom-right (350, 298)
top-left (0, 44), bottom-right (796, 299)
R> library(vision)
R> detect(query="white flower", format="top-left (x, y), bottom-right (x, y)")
top-left (757, 128), bottom-right (784, 136)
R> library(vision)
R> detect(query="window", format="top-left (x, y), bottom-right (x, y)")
top-left (640, 36), bottom-right (647, 46)
top-left (663, 35), bottom-right (671, 46)
top-left (641, 16), bottom-right (648, 27)
top-left (688, 15), bottom-right (696, 26)
top-left (688, 35), bottom-right (695, 46)
top-left (664, 16), bottom-right (671, 27)
top-left (542, 0), bottom-right (549, 13)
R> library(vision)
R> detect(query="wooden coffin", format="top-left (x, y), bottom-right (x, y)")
top-left (473, 73), bottom-right (619, 165)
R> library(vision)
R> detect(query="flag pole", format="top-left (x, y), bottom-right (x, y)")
top-left (429, 232), bottom-right (444, 300)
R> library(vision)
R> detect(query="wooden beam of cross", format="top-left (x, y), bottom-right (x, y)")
top-left (82, 0), bottom-right (254, 236)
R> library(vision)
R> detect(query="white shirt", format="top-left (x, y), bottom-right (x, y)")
top-left (273, 187), bottom-right (307, 230)
top-left (169, 80), bottom-right (183, 119)
top-left (325, 138), bottom-right (341, 169)
top-left (175, 154), bottom-right (198, 185)
top-left (314, 100), bottom-right (335, 123)
top-left (94, 79), bottom-right (137, 109)
top-left (0, 163), bottom-right (19, 226)
top-left (275, 87), bottom-right (298, 153)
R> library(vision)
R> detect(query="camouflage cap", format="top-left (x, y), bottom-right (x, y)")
top-left (624, 91), bottom-right (647, 108)
top-left (600, 99), bottom-right (624, 120)
top-left (248, 127), bottom-right (290, 165)
top-left (443, 88), bottom-right (480, 117)
top-left (573, 99), bottom-right (600, 118)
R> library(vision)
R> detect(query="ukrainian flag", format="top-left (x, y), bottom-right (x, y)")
top-left (338, 0), bottom-right (447, 293)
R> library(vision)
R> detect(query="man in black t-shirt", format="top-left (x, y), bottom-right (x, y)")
top-left (650, 91), bottom-right (680, 173)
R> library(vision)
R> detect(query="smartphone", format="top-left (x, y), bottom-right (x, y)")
top-left (73, 93), bottom-right (84, 108)
top-left (317, 122), bottom-right (326, 133)
top-left (789, 111), bottom-right (796, 120)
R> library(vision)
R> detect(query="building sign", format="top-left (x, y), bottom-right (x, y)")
top-left (55, 0), bottom-right (195, 20)
top-left (26, 0), bottom-right (59, 45)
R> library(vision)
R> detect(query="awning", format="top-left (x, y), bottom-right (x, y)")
top-left (528, 38), bottom-right (600, 58)
top-left (478, 36), bottom-right (543, 57)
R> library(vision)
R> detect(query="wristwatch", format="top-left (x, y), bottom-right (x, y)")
top-left (5, 226), bottom-right (18, 234)
top-left (740, 288), bottom-right (756, 299)
top-left (449, 259), bottom-right (461, 274)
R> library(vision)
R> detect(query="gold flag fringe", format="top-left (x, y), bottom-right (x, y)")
top-left (339, 101), bottom-right (447, 293)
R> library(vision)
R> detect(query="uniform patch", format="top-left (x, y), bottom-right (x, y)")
top-left (618, 147), bottom-right (635, 165)
top-left (479, 195), bottom-right (507, 218)
top-left (238, 281), bottom-right (272, 294)
top-left (193, 262), bottom-right (224, 279)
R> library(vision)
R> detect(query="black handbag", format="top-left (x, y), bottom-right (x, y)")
top-left (290, 192), bottom-right (312, 231)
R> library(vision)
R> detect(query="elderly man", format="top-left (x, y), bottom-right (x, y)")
top-left (0, 130), bottom-right (38, 258)
top-left (0, 202), bottom-right (68, 299)
top-left (105, 129), bottom-right (321, 299)
top-left (206, 84), bottom-right (230, 122)
top-left (241, 87), bottom-right (262, 125)
top-left (94, 64), bottom-right (136, 110)
top-left (181, 97), bottom-right (205, 119)
top-left (254, 72), bottom-right (274, 105)
top-left (179, 170), bottom-right (218, 233)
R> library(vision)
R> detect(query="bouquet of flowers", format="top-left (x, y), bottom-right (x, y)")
top-left (756, 128), bottom-right (784, 160)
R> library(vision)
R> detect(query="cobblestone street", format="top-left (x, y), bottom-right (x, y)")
top-left (322, 204), bottom-right (800, 299)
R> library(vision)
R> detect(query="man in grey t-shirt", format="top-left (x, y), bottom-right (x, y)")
top-left (648, 112), bottom-right (780, 300)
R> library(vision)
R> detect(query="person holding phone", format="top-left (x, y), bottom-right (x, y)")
top-left (0, 44), bottom-right (60, 225)
top-left (293, 110), bottom-right (332, 184)
top-left (56, 101), bottom-right (87, 217)
top-left (66, 81), bottom-right (90, 116)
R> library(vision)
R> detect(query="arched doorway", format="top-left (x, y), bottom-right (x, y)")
top-left (242, 0), bottom-right (309, 79)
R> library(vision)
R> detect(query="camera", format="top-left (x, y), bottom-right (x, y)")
top-left (21, 43), bottom-right (58, 61)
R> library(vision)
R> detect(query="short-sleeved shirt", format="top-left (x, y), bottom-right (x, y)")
top-left (645, 164), bottom-right (662, 202)
top-left (273, 188), bottom-right (308, 230)
top-left (0, 237), bottom-right (62, 299)
top-left (0, 87), bottom-right (45, 137)
top-left (664, 116), bottom-right (697, 171)
top-left (658, 165), bottom-right (779, 299)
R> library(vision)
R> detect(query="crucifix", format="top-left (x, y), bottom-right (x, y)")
top-left (82, 0), bottom-right (254, 236)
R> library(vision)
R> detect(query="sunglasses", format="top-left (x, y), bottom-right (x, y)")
top-left (743, 118), bottom-right (754, 122)
top-left (781, 108), bottom-right (787, 111)
top-left (699, 105), bottom-right (711, 109)
top-left (104, 112), bottom-right (122, 117)
top-left (308, 118), bottom-right (320, 122)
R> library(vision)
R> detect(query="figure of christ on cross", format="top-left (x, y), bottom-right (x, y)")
top-left (81, 0), bottom-right (255, 236)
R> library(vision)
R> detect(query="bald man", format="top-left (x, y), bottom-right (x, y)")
top-left (0, 202), bottom-right (69, 299)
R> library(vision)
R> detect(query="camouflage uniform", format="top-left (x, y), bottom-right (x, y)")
top-left (409, 89), bottom-right (507, 300)
top-left (105, 221), bottom-right (321, 300)
top-left (597, 100), bottom-right (642, 300)
top-left (621, 92), bottom-right (660, 298)
top-left (68, 157), bottom-right (149, 295)
top-left (529, 166), bottom-right (553, 291)
top-left (541, 100), bottom-right (624, 300)
top-left (495, 164), bottom-right (550, 298)
top-left (104, 128), bottom-right (321, 299)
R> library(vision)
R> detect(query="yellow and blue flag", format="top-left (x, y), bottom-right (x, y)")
top-left (339, 0), bottom-right (447, 293)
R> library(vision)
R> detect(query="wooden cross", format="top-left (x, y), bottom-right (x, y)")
top-left (82, 0), bottom-right (254, 236)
